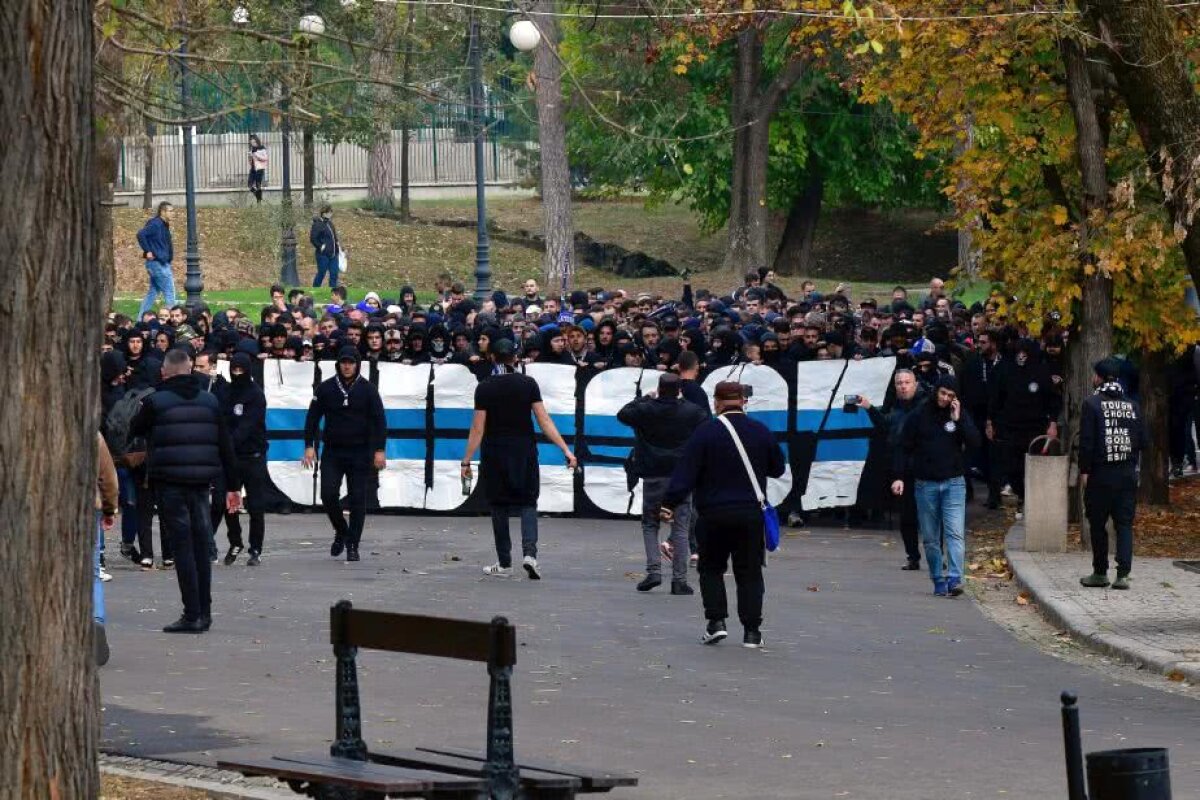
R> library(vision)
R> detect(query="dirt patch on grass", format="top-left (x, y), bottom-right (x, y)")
top-left (101, 774), bottom-right (207, 799)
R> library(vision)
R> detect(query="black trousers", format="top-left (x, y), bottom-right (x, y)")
top-left (897, 479), bottom-right (920, 562)
top-left (696, 504), bottom-right (765, 630)
top-left (134, 468), bottom-right (171, 561)
top-left (157, 484), bottom-right (214, 621)
top-left (212, 454), bottom-right (269, 554)
top-left (1004, 426), bottom-right (1044, 502)
top-left (1086, 482), bottom-right (1136, 575)
top-left (320, 446), bottom-right (372, 546)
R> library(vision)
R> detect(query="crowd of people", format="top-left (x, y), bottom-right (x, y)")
top-left (99, 242), bottom-right (1196, 648)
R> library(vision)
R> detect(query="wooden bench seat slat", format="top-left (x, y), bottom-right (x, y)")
top-left (269, 754), bottom-right (487, 791)
top-left (217, 755), bottom-right (434, 794)
top-left (368, 750), bottom-right (581, 790)
top-left (415, 747), bottom-right (638, 790)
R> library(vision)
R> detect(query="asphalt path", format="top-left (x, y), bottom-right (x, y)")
top-left (100, 514), bottom-right (1200, 799)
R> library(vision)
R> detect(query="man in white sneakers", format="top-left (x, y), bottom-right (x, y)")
top-left (461, 339), bottom-right (576, 579)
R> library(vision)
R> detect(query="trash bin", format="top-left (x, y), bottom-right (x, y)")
top-left (1024, 435), bottom-right (1068, 552)
top-left (1087, 748), bottom-right (1172, 800)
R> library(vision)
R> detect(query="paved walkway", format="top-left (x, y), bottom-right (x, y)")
top-left (1007, 525), bottom-right (1200, 683)
top-left (100, 515), bottom-right (1200, 799)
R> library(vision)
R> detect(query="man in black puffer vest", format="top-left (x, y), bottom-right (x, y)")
top-left (131, 348), bottom-right (241, 634)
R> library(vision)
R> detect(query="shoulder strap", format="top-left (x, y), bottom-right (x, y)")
top-left (716, 415), bottom-right (765, 507)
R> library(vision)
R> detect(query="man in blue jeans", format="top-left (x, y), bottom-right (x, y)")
top-left (136, 202), bottom-right (175, 319)
top-left (892, 375), bottom-right (981, 597)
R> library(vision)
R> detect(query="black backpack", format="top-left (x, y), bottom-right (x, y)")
top-left (103, 386), bottom-right (154, 462)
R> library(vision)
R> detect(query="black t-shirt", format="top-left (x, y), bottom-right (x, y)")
top-left (474, 372), bottom-right (542, 437)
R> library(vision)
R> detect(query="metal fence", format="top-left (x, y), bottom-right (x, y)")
top-left (116, 117), bottom-right (533, 195)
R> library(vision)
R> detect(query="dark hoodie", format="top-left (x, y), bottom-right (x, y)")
top-left (406, 326), bottom-right (431, 365)
top-left (705, 328), bottom-right (742, 370)
top-left (592, 320), bottom-right (620, 365)
top-left (304, 347), bottom-right (386, 451)
top-left (225, 352), bottom-right (268, 457)
top-left (990, 339), bottom-right (1062, 431)
top-left (101, 351), bottom-right (128, 419)
top-left (1079, 378), bottom-right (1146, 487)
top-left (130, 372), bottom-right (240, 488)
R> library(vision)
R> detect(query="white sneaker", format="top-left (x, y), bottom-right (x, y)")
top-left (139, 557), bottom-right (153, 569)
top-left (1015, 511), bottom-right (1024, 521)
top-left (99, 567), bottom-right (113, 583)
top-left (483, 563), bottom-right (513, 577)
top-left (1001, 484), bottom-right (1015, 497)
top-left (522, 556), bottom-right (542, 580)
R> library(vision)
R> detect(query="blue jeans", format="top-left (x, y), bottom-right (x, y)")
top-left (116, 468), bottom-right (139, 546)
top-left (94, 514), bottom-right (105, 624)
top-left (914, 477), bottom-right (966, 583)
top-left (314, 252), bottom-right (338, 288)
top-left (490, 505), bottom-right (538, 568)
top-left (138, 259), bottom-right (176, 318)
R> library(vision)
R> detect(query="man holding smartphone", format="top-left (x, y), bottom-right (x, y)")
top-left (891, 375), bottom-right (981, 597)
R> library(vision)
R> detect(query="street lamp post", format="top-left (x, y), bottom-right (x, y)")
top-left (179, 32), bottom-right (204, 308)
top-left (279, 90), bottom-right (299, 287)
top-left (469, 17), bottom-right (492, 303)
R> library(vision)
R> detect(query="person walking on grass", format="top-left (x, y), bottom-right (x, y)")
top-left (460, 338), bottom-right (577, 580)
top-left (661, 381), bottom-right (785, 649)
top-left (1079, 358), bottom-right (1147, 591)
top-left (310, 203), bottom-right (340, 289)
top-left (892, 375), bottom-right (981, 598)
top-left (136, 202), bottom-right (175, 319)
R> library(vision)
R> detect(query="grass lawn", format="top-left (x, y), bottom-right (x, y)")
top-left (113, 197), bottom-right (962, 316)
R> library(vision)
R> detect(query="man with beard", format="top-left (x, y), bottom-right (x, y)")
top-left (216, 352), bottom-right (271, 566)
top-left (988, 338), bottom-right (1061, 519)
top-left (1079, 358), bottom-right (1148, 590)
top-left (460, 339), bottom-right (577, 579)
top-left (383, 328), bottom-right (405, 362)
top-left (868, 369), bottom-right (927, 570)
top-left (618, 373), bottom-right (708, 595)
top-left (892, 375), bottom-right (980, 597)
top-left (303, 347), bottom-right (387, 562)
top-left (130, 349), bottom-right (242, 633)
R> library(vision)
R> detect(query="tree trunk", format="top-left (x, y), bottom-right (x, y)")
top-left (724, 29), bottom-right (805, 273)
top-left (367, 1), bottom-right (399, 211)
top-left (302, 126), bottom-right (315, 208)
top-left (532, 0), bottom-right (574, 295)
top-left (1, 2), bottom-right (102, 797)
top-left (1138, 350), bottom-right (1171, 506)
top-left (1061, 37), bottom-right (1115, 527)
top-left (95, 21), bottom-right (123, 306)
top-left (771, 171), bottom-right (822, 275)
top-left (142, 118), bottom-right (154, 210)
top-left (1082, 0), bottom-right (1200, 291)
top-left (398, 3), bottom-right (416, 221)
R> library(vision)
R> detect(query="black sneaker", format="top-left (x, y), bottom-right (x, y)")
top-left (223, 545), bottom-right (243, 566)
top-left (670, 581), bottom-right (694, 595)
top-left (330, 536), bottom-right (345, 558)
top-left (247, 551), bottom-right (261, 566)
top-left (161, 558), bottom-right (175, 570)
top-left (162, 617), bottom-right (204, 634)
top-left (701, 619), bottom-right (728, 645)
top-left (346, 545), bottom-right (360, 562)
top-left (637, 574), bottom-right (662, 592)
top-left (743, 629), bottom-right (763, 649)
top-left (198, 615), bottom-right (212, 632)
top-left (901, 559), bottom-right (921, 571)
top-left (120, 543), bottom-right (141, 563)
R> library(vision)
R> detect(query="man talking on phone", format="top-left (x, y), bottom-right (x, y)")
top-left (891, 374), bottom-right (981, 597)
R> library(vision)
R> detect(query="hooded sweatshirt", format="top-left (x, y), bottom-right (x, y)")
top-left (225, 352), bottom-right (268, 457)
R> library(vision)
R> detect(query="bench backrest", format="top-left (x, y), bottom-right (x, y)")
top-left (328, 600), bottom-right (521, 797)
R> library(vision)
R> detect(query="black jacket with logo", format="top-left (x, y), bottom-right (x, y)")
top-left (1079, 387), bottom-right (1147, 488)
top-left (895, 399), bottom-right (982, 482)
top-left (617, 395), bottom-right (709, 478)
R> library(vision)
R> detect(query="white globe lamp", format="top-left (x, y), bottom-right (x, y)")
top-left (232, 5), bottom-right (250, 25)
top-left (509, 19), bottom-right (541, 52)
top-left (298, 13), bottom-right (326, 37)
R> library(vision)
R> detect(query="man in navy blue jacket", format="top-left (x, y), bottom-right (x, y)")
top-left (662, 381), bottom-right (785, 648)
top-left (136, 202), bottom-right (176, 319)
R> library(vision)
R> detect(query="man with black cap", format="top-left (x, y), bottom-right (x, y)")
top-left (130, 348), bottom-right (242, 633)
top-left (892, 374), bottom-right (981, 597)
top-left (302, 346), bottom-right (387, 562)
top-left (460, 338), bottom-right (577, 579)
top-left (1079, 358), bottom-right (1147, 590)
top-left (618, 373), bottom-right (708, 594)
top-left (661, 381), bottom-right (785, 648)
top-left (217, 352), bottom-right (270, 566)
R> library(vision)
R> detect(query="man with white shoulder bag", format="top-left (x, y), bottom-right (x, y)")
top-left (661, 381), bottom-right (785, 649)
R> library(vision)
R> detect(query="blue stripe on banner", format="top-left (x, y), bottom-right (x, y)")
top-left (266, 408), bottom-right (308, 431)
top-left (584, 415), bottom-right (633, 439)
top-left (538, 443), bottom-right (572, 464)
top-left (534, 413), bottom-right (576, 437)
top-left (385, 439), bottom-right (426, 460)
top-left (385, 409), bottom-right (428, 430)
top-left (432, 439), bottom-right (466, 460)
top-left (588, 444), bottom-right (632, 460)
top-left (747, 410), bottom-right (789, 431)
top-left (434, 408), bottom-right (474, 430)
top-left (267, 439), bottom-right (306, 461)
top-left (815, 438), bottom-right (870, 462)
top-left (796, 408), bottom-right (872, 432)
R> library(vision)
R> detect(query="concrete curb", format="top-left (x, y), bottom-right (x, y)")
top-left (100, 753), bottom-right (295, 799)
top-left (1005, 523), bottom-right (1200, 684)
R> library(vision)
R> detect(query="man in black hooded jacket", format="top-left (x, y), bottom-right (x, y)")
top-left (215, 352), bottom-right (270, 566)
top-left (303, 346), bottom-right (387, 562)
top-left (988, 338), bottom-right (1061, 518)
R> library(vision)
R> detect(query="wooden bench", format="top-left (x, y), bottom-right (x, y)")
top-left (220, 600), bottom-right (636, 799)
